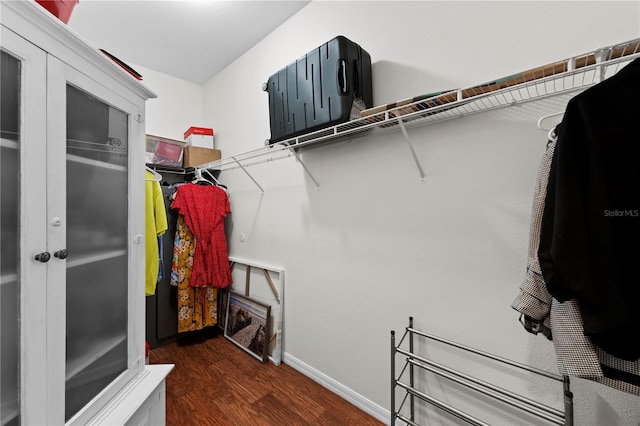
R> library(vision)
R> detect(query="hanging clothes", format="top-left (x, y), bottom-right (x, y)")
top-left (512, 135), bottom-right (640, 395)
top-left (157, 236), bottom-right (164, 282)
top-left (514, 57), bottom-right (640, 394)
top-left (170, 183), bottom-right (232, 289)
top-left (512, 137), bottom-right (556, 341)
top-left (538, 57), bottom-right (640, 361)
top-left (171, 215), bottom-right (218, 333)
top-left (145, 171), bottom-right (168, 296)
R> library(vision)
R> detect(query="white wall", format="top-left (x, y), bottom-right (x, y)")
top-left (133, 63), bottom-right (205, 141)
top-left (148, 1), bottom-right (640, 424)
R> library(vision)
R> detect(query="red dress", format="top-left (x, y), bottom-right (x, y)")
top-left (171, 184), bottom-right (232, 288)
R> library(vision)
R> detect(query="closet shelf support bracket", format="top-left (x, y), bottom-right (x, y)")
top-left (288, 147), bottom-right (320, 190)
top-left (398, 117), bottom-right (426, 182)
top-left (595, 47), bottom-right (613, 82)
top-left (231, 156), bottom-right (265, 193)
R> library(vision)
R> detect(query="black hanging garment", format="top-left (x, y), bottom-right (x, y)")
top-left (538, 58), bottom-right (640, 361)
top-left (512, 132), bottom-right (640, 395)
top-left (146, 185), bottom-right (180, 348)
top-left (513, 58), bottom-right (640, 394)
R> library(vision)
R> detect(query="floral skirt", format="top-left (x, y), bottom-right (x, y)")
top-left (171, 215), bottom-right (217, 332)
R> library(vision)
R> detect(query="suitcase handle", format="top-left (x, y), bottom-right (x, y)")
top-left (353, 60), bottom-right (359, 97)
top-left (337, 59), bottom-right (349, 95)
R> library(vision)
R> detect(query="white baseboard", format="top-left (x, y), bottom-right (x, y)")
top-left (283, 352), bottom-right (390, 424)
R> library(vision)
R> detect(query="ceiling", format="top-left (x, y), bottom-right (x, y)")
top-left (67, 0), bottom-right (310, 85)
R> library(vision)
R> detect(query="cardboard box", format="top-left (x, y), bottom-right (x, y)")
top-left (184, 126), bottom-right (214, 149)
top-left (146, 134), bottom-right (184, 168)
top-left (183, 146), bottom-right (221, 168)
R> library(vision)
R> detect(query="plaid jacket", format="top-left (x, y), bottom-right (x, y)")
top-left (512, 136), bottom-right (640, 395)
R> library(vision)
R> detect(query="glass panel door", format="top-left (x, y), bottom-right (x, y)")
top-left (1, 27), bottom-right (48, 425)
top-left (0, 49), bottom-right (21, 426)
top-left (64, 85), bottom-right (129, 421)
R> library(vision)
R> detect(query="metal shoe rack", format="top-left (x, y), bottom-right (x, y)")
top-left (391, 317), bottom-right (574, 426)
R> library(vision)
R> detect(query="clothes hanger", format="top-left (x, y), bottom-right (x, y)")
top-left (192, 168), bottom-right (215, 185)
top-left (538, 111), bottom-right (563, 143)
top-left (201, 168), bottom-right (222, 186)
top-left (537, 111), bottom-right (564, 131)
top-left (145, 165), bottom-right (162, 182)
top-left (195, 167), bottom-right (230, 193)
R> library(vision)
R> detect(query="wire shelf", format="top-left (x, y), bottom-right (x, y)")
top-left (197, 38), bottom-right (640, 172)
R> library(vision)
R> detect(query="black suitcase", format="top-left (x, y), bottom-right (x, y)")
top-left (264, 35), bottom-right (373, 144)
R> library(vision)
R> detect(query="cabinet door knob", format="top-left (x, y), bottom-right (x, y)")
top-left (35, 252), bottom-right (51, 263)
top-left (54, 249), bottom-right (69, 259)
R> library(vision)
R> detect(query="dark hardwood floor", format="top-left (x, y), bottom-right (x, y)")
top-left (149, 328), bottom-right (384, 426)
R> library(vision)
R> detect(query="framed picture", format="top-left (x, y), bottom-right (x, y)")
top-left (224, 292), bottom-right (271, 362)
top-left (217, 288), bottom-right (229, 332)
top-left (227, 258), bottom-right (285, 365)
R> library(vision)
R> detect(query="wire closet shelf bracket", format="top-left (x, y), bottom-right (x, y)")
top-left (391, 317), bottom-right (573, 426)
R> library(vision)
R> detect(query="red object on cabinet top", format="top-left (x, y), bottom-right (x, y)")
top-left (36, 0), bottom-right (79, 24)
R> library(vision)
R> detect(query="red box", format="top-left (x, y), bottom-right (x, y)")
top-left (184, 126), bottom-right (214, 139)
top-left (184, 126), bottom-right (215, 149)
top-left (36, 0), bottom-right (79, 24)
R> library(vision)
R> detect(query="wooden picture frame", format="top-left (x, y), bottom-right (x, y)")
top-left (224, 292), bottom-right (271, 363)
top-left (227, 258), bottom-right (285, 365)
top-left (217, 288), bottom-right (229, 332)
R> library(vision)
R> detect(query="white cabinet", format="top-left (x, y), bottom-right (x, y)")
top-left (1, 2), bottom-right (170, 424)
